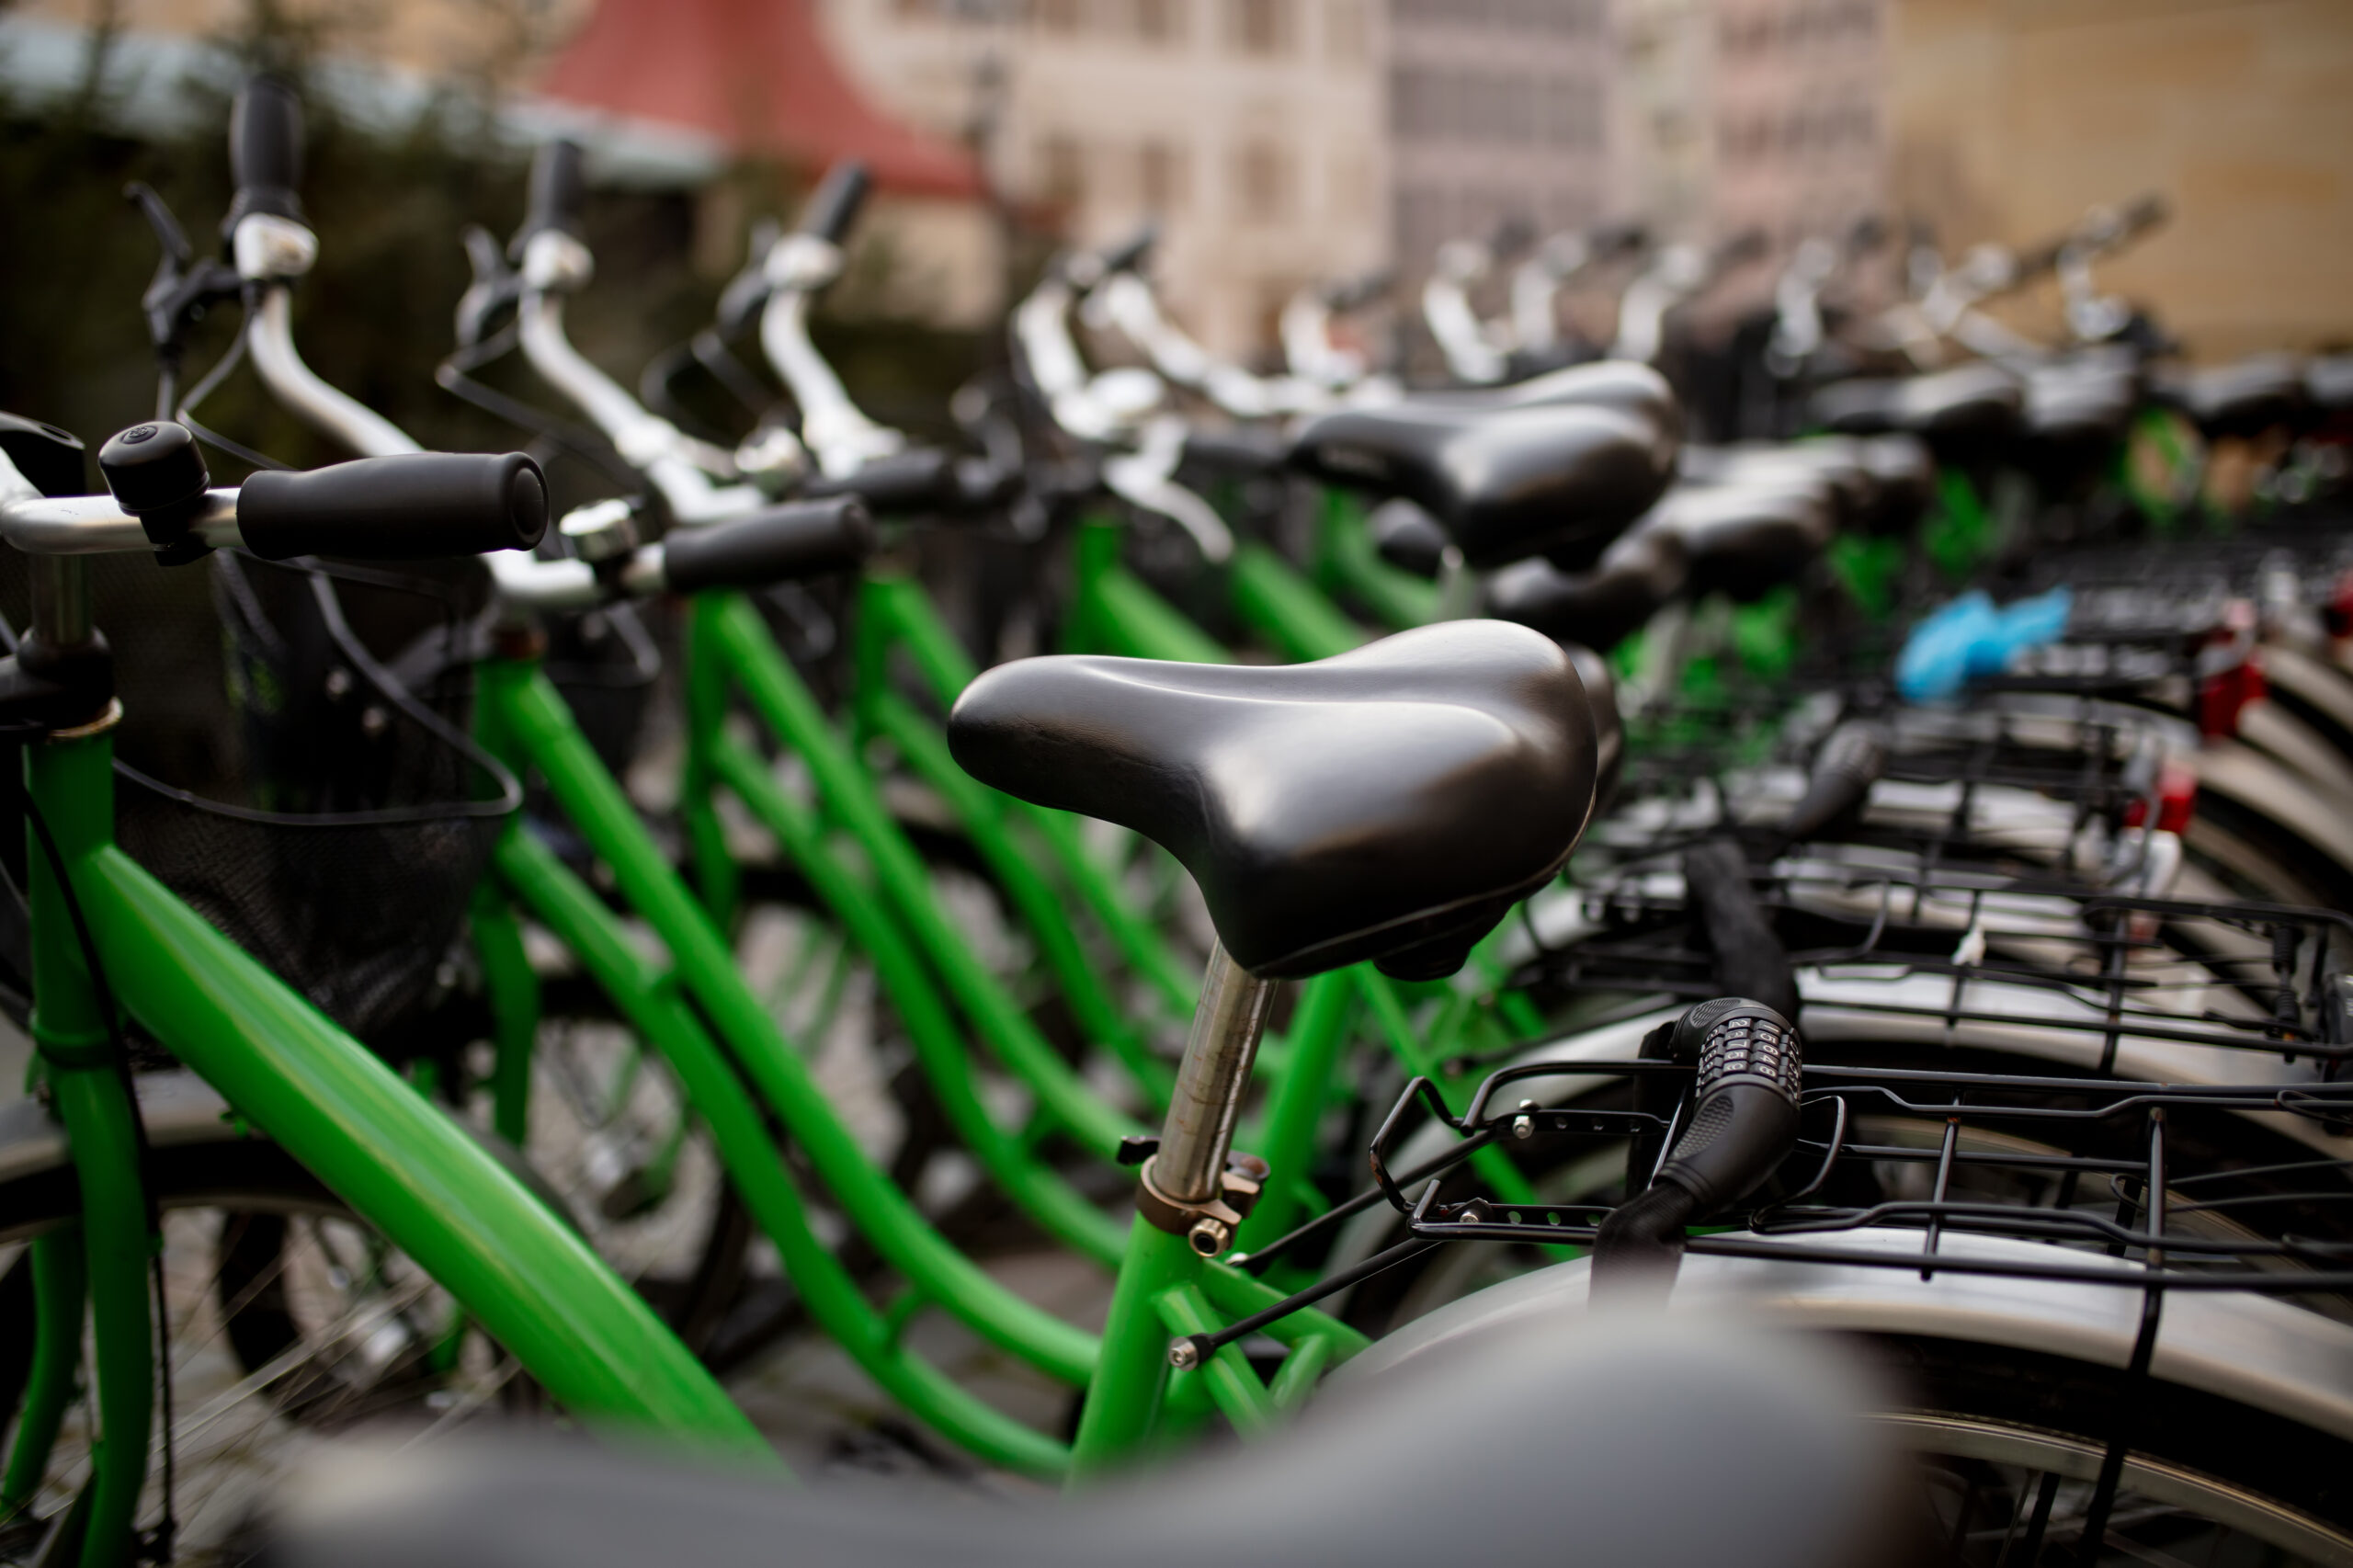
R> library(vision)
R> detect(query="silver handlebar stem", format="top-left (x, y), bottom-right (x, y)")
top-left (230, 226), bottom-right (616, 609)
top-left (248, 288), bottom-right (422, 460)
top-left (512, 233), bottom-right (776, 526)
top-left (755, 234), bottom-right (904, 479)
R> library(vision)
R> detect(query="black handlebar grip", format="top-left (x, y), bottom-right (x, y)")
top-left (223, 74), bottom-right (305, 232)
top-left (660, 497), bottom-right (872, 594)
top-left (797, 161), bottom-right (871, 244)
top-left (236, 453), bottom-right (548, 561)
top-left (518, 141), bottom-right (588, 245)
top-left (1097, 222), bottom-right (1159, 277)
top-left (1712, 226), bottom-right (1768, 271)
top-left (1321, 268), bottom-right (1394, 312)
top-left (1590, 221), bottom-right (1648, 258)
top-left (1681, 839), bottom-right (1799, 1022)
top-left (803, 449), bottom-right (955, 515)
top-left (2117, 191), bottom-right (2169, 241)
top-left (1180, 426), bottom-right (1286, 479)
top-left (1782, 720), bottom-right (1889, 844)
top-left (951, 455), bottom-right (1021, 512)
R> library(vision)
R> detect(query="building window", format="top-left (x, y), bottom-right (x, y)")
top-left (1330, 149), bottom-right (1373, 221)
top-left (1040, 135), bottom-right (1086, 207)
top-left (1228, 0), bottom-right (1293, 55)
top-left (1039, 0), bottom-right (1086, 33)
top-left (1137, 0), bottom-right (1188, 40)
top-left (1140, 139), bottom-right (1190, 211)
top-left (1232, 139), bottom-right (1291, 222)
top-left (1324, 0), bottom-right (1366, 61)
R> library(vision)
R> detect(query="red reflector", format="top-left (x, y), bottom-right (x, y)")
top-left (2198, 652), bottom-right (2266, 739)
top-left (2126, 761), bottom-right (2199, 835)
top-left (2330, 571), bottom-right (2353, 639)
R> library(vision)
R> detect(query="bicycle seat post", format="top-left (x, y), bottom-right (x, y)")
top-left (1142, 940), bottom-right (1279, 1256)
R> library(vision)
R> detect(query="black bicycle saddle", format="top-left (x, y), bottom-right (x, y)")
top-left (1486, 523), bottom-right (1688, 655)
top-left (262, 1318), bottom-right (1900, 1568)
top-left (2022, 355), bottom-right (2140, 445)
top-left (1417, 359), bottom-right (1683, 429)
top-left (2308, 354), bottom-right (2353, 415)
top-left (1649, 476), bottom-right (1836, 600)
top-left (1812, 362), bottom-right (2020, 460)
top-left (1286, 397), bottom-right (1679, 572)
top-left (1679, 442), bottom-right (1862, 528)
top-left (2154, 353), bottom-right (2308, 440)
top-left (947, 621), bottom-right (1597, 980)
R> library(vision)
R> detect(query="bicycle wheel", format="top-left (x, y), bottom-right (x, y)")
top-left (0, 1076), bottom-right (547, 1565)
top-left (1876, 1333), bottom-right (2353, 1562)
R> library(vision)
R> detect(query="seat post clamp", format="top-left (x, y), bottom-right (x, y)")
top-left (1136, 1151), bottom-right (1267, 1257)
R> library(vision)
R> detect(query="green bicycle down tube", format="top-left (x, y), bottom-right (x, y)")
top-left (1227, 541), bottom-right (1369, 664)
top-left (1067, 518), bottom-right (1230, 664)
top-left (1071, 1214), bottom-right (1371, 1473)
top-left (856, 690), bottom-right (1176, 1103)
top-left (478, 653), bottom-right (1099, 1385)
top-left (0, 1233), bottom-right (85, 1517)
top-left (676, 592), bottom-right (1131, 1259)
top-left (40, 790), bottom-right (766, 1460)
top-left (485, 827), bottom-right (1074, 1477)
top-left (693, 725), bottom-right (1127, 1264)
top-left (695, 595), bottom-right (1142, 1159)
top-left (27, 728), bottom-right (155, 1568)
top-left (469, 884), bottom-right (541, 1150)
top-left (855, 574), bottom-right (1199, 1025)
top-left (1314, 490), bottom-right (1441, 632)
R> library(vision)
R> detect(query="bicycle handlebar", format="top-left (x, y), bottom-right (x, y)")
top-left (223, 74), bottom-right (304, 234)
top-left (797, 160), bottom-right (871, 244)
top-left (2, 426), bottom-right (547, 562)
top-left (237, 451), bottom-right (549, 560)
top-left (1092, 223), bottom-right (1159, 279)
top-left (519, 140), bottom-right (588, 248)
top-left (657, 496), bottom-right (871, 593)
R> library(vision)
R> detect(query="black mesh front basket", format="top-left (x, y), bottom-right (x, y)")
top-left (543, 600), bottom-right (663, 778)
top-left (0, 549), bottom-right (517, 1049)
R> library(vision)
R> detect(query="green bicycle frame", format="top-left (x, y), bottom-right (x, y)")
top-left (845, 523), bottom-right (1558, 1240)
top-left (471, 639), bottom-right (1378, 1474)
top-left (10, 708), bottom-right (765, 1568)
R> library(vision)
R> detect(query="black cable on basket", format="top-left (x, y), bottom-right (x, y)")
top-left (20, 790), bottom-right (177, 1564)
top-left (438, 325), bottom-right (649, 494)
top-left (174, 301), bottom-right (294, 475)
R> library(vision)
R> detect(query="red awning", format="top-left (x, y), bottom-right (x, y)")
top-left (539, 0), bottom-right (981, 199)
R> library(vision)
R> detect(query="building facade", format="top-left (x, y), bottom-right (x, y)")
top-left (1386, 0), bottom-right (1617, 274)
top-left (820, 0), bottom-right (1389, 357)
top-left (1613, 0), bottom-right (1889, 314)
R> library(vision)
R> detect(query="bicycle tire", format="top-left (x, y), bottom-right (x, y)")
top-left (0, 1081), bottom-right (552, 1564)
top-left (1868, 1331), bottom-right (2353, 1557)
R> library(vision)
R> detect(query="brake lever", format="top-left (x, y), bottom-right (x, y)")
top-left (715, 218), bottom-right (783, 342)
top-left (126, 182), bottom-right (243, 363)
top-left (453, 224), bottom-right (526, 354)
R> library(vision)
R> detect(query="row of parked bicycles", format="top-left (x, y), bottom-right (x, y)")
top-left (4, 73), bottom-right (2353, 1567)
